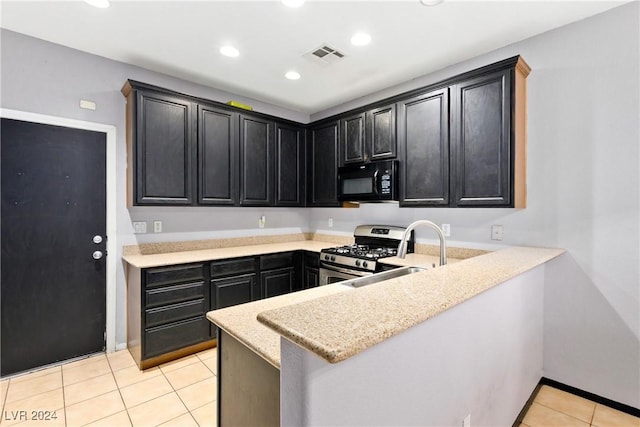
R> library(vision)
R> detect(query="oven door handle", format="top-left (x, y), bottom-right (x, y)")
top-left (320, 263), bottom-right (373, 277)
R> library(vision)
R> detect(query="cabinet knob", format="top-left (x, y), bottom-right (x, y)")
top-left (93, 235), bottom-right (103, 244)
top-left (92, 251), bottom-right (103, 260)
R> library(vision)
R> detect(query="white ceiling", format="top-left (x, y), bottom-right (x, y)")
top-left (0, 0), bottom-right (628, 115)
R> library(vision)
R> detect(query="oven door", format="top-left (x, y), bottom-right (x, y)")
top-left (319, 264), bottom-right (373, 286)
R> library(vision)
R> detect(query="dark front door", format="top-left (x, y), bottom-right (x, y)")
top-left (1, 118), bottom-right (107, 376)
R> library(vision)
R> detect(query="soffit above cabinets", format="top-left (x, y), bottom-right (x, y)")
top-left (0, 0), bottom-right (628, 115)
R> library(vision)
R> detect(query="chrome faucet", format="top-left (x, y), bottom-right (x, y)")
top-left (397, 220), bottom-right (447, 266)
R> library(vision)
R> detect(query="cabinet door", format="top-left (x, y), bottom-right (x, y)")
top-left (307, 121), bottom-right (341, 206)
top-left (451, 69), bottom-right (511, 206)
top-left (240, 115), bottom-right (274, 206)
top-left (366, 104), bottom-right (396, 161)
top-left (398, 88), bottom-right (450, 206)
top-left (304, 267), bottom-right (319, 288)
top-left (275, 124), bottom-right (305, 206)
top-left (135, 91), bottom-right (196, 205)
top-left (261, 267), bottom-right (295, 299)
top-left (211, 273), bottom-right (259, 310)
top-left (198, 104), bottom-right (238, 205)
top-left (341, 113), bottom-right (365, 164)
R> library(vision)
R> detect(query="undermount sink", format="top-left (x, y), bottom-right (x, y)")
top-left (340, 266), bottom-right (428, 288)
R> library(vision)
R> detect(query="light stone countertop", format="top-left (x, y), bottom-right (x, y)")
top-left (122, 240), bottom-right (335, 269)
top-left (253, 246), bottom-right (565, 365)
top-left (206, 284), bottom-right (351, 368)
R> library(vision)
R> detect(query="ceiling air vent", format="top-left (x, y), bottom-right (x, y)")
top-left (304, 44), bottom-right (346, 66)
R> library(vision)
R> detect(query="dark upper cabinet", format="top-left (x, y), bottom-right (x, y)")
top-left (341, 113), bottom-right (366, 164)
top-left (198, 104), bottom-right (239, 205)
top-left (275, 124), bottom-right (305, 206)
top-left (128, 89), bottom-right (197, 205)
top-left (342, 106), bottom-right (396, 165)
top-left (307, 121), bottom-right (341, 207)
top-left (239, 115), bottom-right (275, 206)
top-left (450, 69), bottom-right (511, 207)
top-left (398, 88), bottom-right (450, 206)
top-left (366, 104), bottom-right (397, 161)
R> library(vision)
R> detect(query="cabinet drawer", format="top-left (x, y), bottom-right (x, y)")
top-left (260, 252), bottom-right (294, 270)
top-left (211, 257), bottom-right (255, 277)
top-left (145, 299), bottom-right (205, 328)
top-left (146, 264), bottom-right (204, 287)
top-left (145, 281), bottom-right (204, 308)
top-left (144, 317), bottom-right (209, 358)
top-left (304, 252), bottom-right (320, 269)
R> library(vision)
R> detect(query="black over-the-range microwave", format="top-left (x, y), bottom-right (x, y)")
top-left (337, 160), bottom-right (398, 202)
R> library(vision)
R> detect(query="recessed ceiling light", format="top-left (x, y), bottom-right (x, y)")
top-left (282, 0), bottom-right (305, 7)
top-left (419, 0), bottom-right (444, 6)
top-left (220, 46), bottom-right (240, 58)
top-left (84, 0), bottom-right (110, 8)
top-left (285, 71), bottom-right (301, 80)
top-left (350, 33), bottom-right (371, 47)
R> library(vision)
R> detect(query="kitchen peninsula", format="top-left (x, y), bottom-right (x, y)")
top-left (207, 244), bottom-right (564, 426)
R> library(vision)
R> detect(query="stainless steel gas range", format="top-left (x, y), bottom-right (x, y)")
top-left (319, 225), bottom-right (415, 285)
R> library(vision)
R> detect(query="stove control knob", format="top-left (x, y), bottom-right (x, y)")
top-left (362, 261), bottom-right (368, 269)
top-left (330, 256), bottom-right (336, 262)
top-left (324, 255), bottom-right (330, 261)
top-left (355, 260), bottom-right (361, 267)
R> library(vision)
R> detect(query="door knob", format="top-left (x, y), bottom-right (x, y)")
top-left (93, 235), bottom-right (103, 244)
top-left (92, 251), bottom-right (103, 260)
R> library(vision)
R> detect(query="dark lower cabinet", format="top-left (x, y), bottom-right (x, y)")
top-left (259, 252), bottom-right (303, 298)
top-left (261, 267), bottom-right (295, 299)
top-left (307, 121), bottom-right (341, 206)
top-left (127, 262), bottom-right (212, 369)
top-left (198, 104), bottom-right (238, 205)
top-left (398, 88), bottom-right (450, 206)
top-left (126, 251), bottom-right (319, 368)
top-left (211, 273), bottom-right (259, 310)
top-left (450, 69), bottom-right (512, 207)
top-left (210, 257), bottom-right (259, 310)
top-left (304, 252), bottom-right (320, 288)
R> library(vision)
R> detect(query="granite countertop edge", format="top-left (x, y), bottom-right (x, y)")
top-left (255, 246), bottom-right (566, 365)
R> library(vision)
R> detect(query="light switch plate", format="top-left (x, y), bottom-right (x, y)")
top-left (491, 225), bottom-right (504, 241)
top-left (133, 221), bottom-right (147, 234)
top-left (442, 223), bottom-right (451, 237)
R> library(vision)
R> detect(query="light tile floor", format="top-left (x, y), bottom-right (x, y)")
top-left (521, 385), bottom-right (640, 427)
top-left (0, 349), bottom-right (217, 427)
top-left (1, 351), bottom-right (639, 427)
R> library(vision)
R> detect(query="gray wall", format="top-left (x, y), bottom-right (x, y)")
top-left (309, 2), bottom-right (639, 407)
top-left (1, 1), bottom-right (638, 407)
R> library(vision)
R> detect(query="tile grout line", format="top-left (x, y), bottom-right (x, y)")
top-left (60, 367), bottom-right (67, 427)
top-left (532, 399), bottom-right (599, 426)
top-left (105, 353), bottom-right (135, 427)
top-left (158, 362), bottom-right (194, 427)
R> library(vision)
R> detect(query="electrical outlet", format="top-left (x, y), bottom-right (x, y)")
top-left (132, 221), bottom-right (147, 234)
top-left (328, 217), bottom-right (334, 228)
top-left (491, 224), bottom-right (504, 241)
top-left (442, 223), bottom-right (451, 237)
top-left (463, 414), bottom-right (471, 427)
top-left (153, 220), bottom-right (162, 233)
top-left (259, 215), bottom-right (266, 228)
